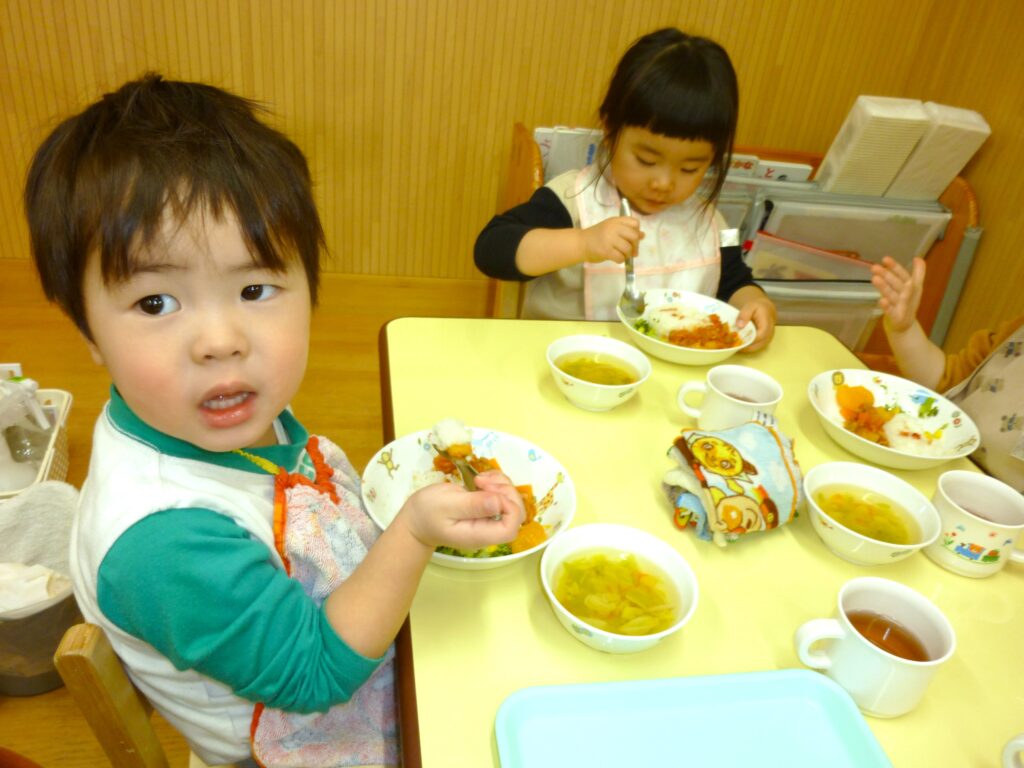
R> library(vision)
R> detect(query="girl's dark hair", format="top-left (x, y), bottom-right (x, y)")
top-left (599, 28), bottom-right (739, 209)
top-left (24, 73), bottom-right (325, 339)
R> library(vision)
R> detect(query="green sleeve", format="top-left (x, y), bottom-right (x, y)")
top-left (97, 508), bottom-right (382, 712)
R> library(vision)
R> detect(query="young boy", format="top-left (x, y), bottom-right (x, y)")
top-left (24, 74), bottom-right (525, 767)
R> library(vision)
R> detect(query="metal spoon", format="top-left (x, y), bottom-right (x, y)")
top-left (432, 444), bottom-right (478, 491)
top-left (616, 197), bottom-right (645, 321)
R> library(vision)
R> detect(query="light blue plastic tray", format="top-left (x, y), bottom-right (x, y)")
top-left (495, 669), bottom-right (892, 768)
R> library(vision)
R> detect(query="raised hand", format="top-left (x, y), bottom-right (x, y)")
top-left (871, 256), bottom-right (926, 333)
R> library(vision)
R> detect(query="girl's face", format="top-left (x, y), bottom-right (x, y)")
top-left (82, 207), bottom-right (311, 452)
top-left (608, 126), bottom-right (714, 216)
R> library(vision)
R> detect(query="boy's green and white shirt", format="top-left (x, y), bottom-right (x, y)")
top-left (70, 389), bottom-right (383, 766)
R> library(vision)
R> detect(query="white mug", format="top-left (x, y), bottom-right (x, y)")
top-left (1005, 734), bottom-right (1024, 768)
top-left (923, 470), bottom-right (1024, 578)
top-left (677, 365), bottom-right (782, 430)
top-left (794, 576), bottom-right (955, 718)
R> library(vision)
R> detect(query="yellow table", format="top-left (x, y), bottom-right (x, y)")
top-left (379, 318), bottom-right (1023, 767)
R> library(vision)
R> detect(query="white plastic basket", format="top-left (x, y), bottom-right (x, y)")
top-left (0, 389), bottom-right (73, 500)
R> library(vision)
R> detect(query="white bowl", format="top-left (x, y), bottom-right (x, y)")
top-left (616, 288), bottom-right (756, 366)
top-left (361, 427), bottom-right (575, 570)
top-left (546, 334), bottom-right (652, 412)
top-left (803, 462), bottom-right (941, 566)
top-left (807, 369), bottom-right (980, 470)
top-left (540, 523), bottom-right (698, 653)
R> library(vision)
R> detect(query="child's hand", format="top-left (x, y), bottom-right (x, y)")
top-left (868, 259), bottom-right (925, 333)
top-left (871, 256), bottom-right (925, 333)
top-left (398, 471), bottom-right (525, 551)
top-left (733, 289), bottom-right (777, 352)
top-left (580, 217), bottom-right (643, 264)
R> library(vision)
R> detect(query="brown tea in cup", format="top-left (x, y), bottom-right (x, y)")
top-left (847, 609), bottom-right (930, 662)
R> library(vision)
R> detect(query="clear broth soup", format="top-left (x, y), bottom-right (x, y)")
top-left (555, 352), bottom-right (639, 386)
top-left (814, 483), bottom-right (919, 545)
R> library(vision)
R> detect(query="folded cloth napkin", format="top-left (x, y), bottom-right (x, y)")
top-left (663, 418), bottom-right (803, 547)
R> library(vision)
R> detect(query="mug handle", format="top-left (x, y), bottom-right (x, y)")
top-left (1009, 548), bottom-right (1024, 566)
top-left (677, 382), bottom-right (707, 419)
top-left (794, 618), bottom-right (844, 670)
top-left (1005, 734), bottom-right (1024, 768)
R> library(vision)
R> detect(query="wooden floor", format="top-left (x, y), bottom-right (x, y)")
top-left (0, 258), bottom-right (489, 766)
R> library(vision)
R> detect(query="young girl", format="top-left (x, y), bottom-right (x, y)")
top-left (873, 256), bottom-right (1024, 491)
top-left (24, 74), bottom-right (525, 768)
top-left (475, 28), bottom-right (776, 350)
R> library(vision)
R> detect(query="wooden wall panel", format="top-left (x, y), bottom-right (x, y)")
top-left (1, 0), bottom-right (1021, 349)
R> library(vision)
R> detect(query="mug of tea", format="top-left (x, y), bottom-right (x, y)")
top-left (794, 576), bottom-right (956, 718)
top-left (677, 365), bottom-right (782, 430)
top-left (1004, 733), bottom-right (1024, 768)
top-left (923, 470), bottom-right (1024, 578)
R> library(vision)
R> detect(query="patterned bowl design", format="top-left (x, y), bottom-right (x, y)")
top-left (807, 369), bottom-right (980, 470)
top-left (361, 426), bottom-right (576, 570)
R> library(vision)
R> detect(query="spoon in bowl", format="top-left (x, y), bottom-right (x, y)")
top-left (431, 444), bottom-right (478, 491)
top-left (616, 196), bottom-right (645, 321)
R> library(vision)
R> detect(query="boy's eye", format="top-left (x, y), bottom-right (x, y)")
top-left (241, 284), bottom-right (279, 301)
top-left (635, 156), bottom-right (655, 167)
top-left (136, 294), bottom-right (180, 316)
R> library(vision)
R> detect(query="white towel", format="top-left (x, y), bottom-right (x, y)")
top-left (0, 480), bottom-right (78, 575)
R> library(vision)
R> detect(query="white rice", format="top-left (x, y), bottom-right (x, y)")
top-left (884, 412), bottom-right (949, 457)
top-left (642, 303), bottom-right (705, 339)
top-left (433, 418), bottom-right (472, 450)
top-left (410, 468), bottom-right (449, 492)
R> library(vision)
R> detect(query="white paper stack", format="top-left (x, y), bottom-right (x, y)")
top-left (815, 96), bottom-right (930, 196)
top-left (884, 102), bottom-right (990, 200)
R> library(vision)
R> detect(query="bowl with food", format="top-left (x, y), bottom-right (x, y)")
top-left (807, 369), bottom-right (980, 470)
top-left (540, 523), bottom-right (698, 654)
top-left (545, 334), bottom-right (652, 412)
top-left (616, 288), bottom-right (756, 365)
top-left (803, 462), bottom-right (941, 566)
top-left (361, 419), bottom-right (575, 570)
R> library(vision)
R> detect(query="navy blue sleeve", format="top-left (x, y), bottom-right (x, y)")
top-left (717, 243), bottom-right (761, 302)
top-left (474, 186), bottom-right (573, 281)
top-left (97, 508), bottom-right (381, 712)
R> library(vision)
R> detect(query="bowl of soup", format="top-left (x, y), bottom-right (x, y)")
top-left (546, 335), bottom-right (652, 412)
top-left (803, 462), bottom-right (941, 566)
top-left (540, 523), bottom-right (698, 653)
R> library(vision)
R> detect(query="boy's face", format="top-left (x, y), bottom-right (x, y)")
top-left (609, 126), bottom-right (714, 216)
top-left (82, 208), bottom-right (311, 451)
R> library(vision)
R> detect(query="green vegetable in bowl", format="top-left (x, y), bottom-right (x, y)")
top-left (436, 543), bottom-right (513, 559)
top-left (633, 319), bottom-right (654, 337)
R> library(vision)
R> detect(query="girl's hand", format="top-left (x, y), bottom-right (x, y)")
top-left (399, 471), bottom-right (525, 550)
top-left (580, 216), bottom-right (643, 264)
top-left (733, 289), bottom-right (777, 352)
top-left (871, 256), bottom-right (925, 334)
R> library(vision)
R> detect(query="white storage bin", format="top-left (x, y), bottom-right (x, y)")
top-left (746, 232), bottom-right (873, 281)
top-left (762, 199), bottom-right (950, 269)
top-left (760, 281), bottom-right (882, 352)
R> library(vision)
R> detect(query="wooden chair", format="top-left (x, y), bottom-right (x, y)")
top-left (53, 622), bottom-right (171, 767)
top-left (487, 122), bottom-right (543, 318)
top-left (54, 622), bottom-right (223, 768)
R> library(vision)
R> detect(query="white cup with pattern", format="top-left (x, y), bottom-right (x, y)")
top-left (923, 470), bottom-right (1024, 578)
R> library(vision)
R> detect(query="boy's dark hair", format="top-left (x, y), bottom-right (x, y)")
top-left (24, 73), bottom-right (325, 339)
top-left (599, 28), bottom-right (739, 208)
